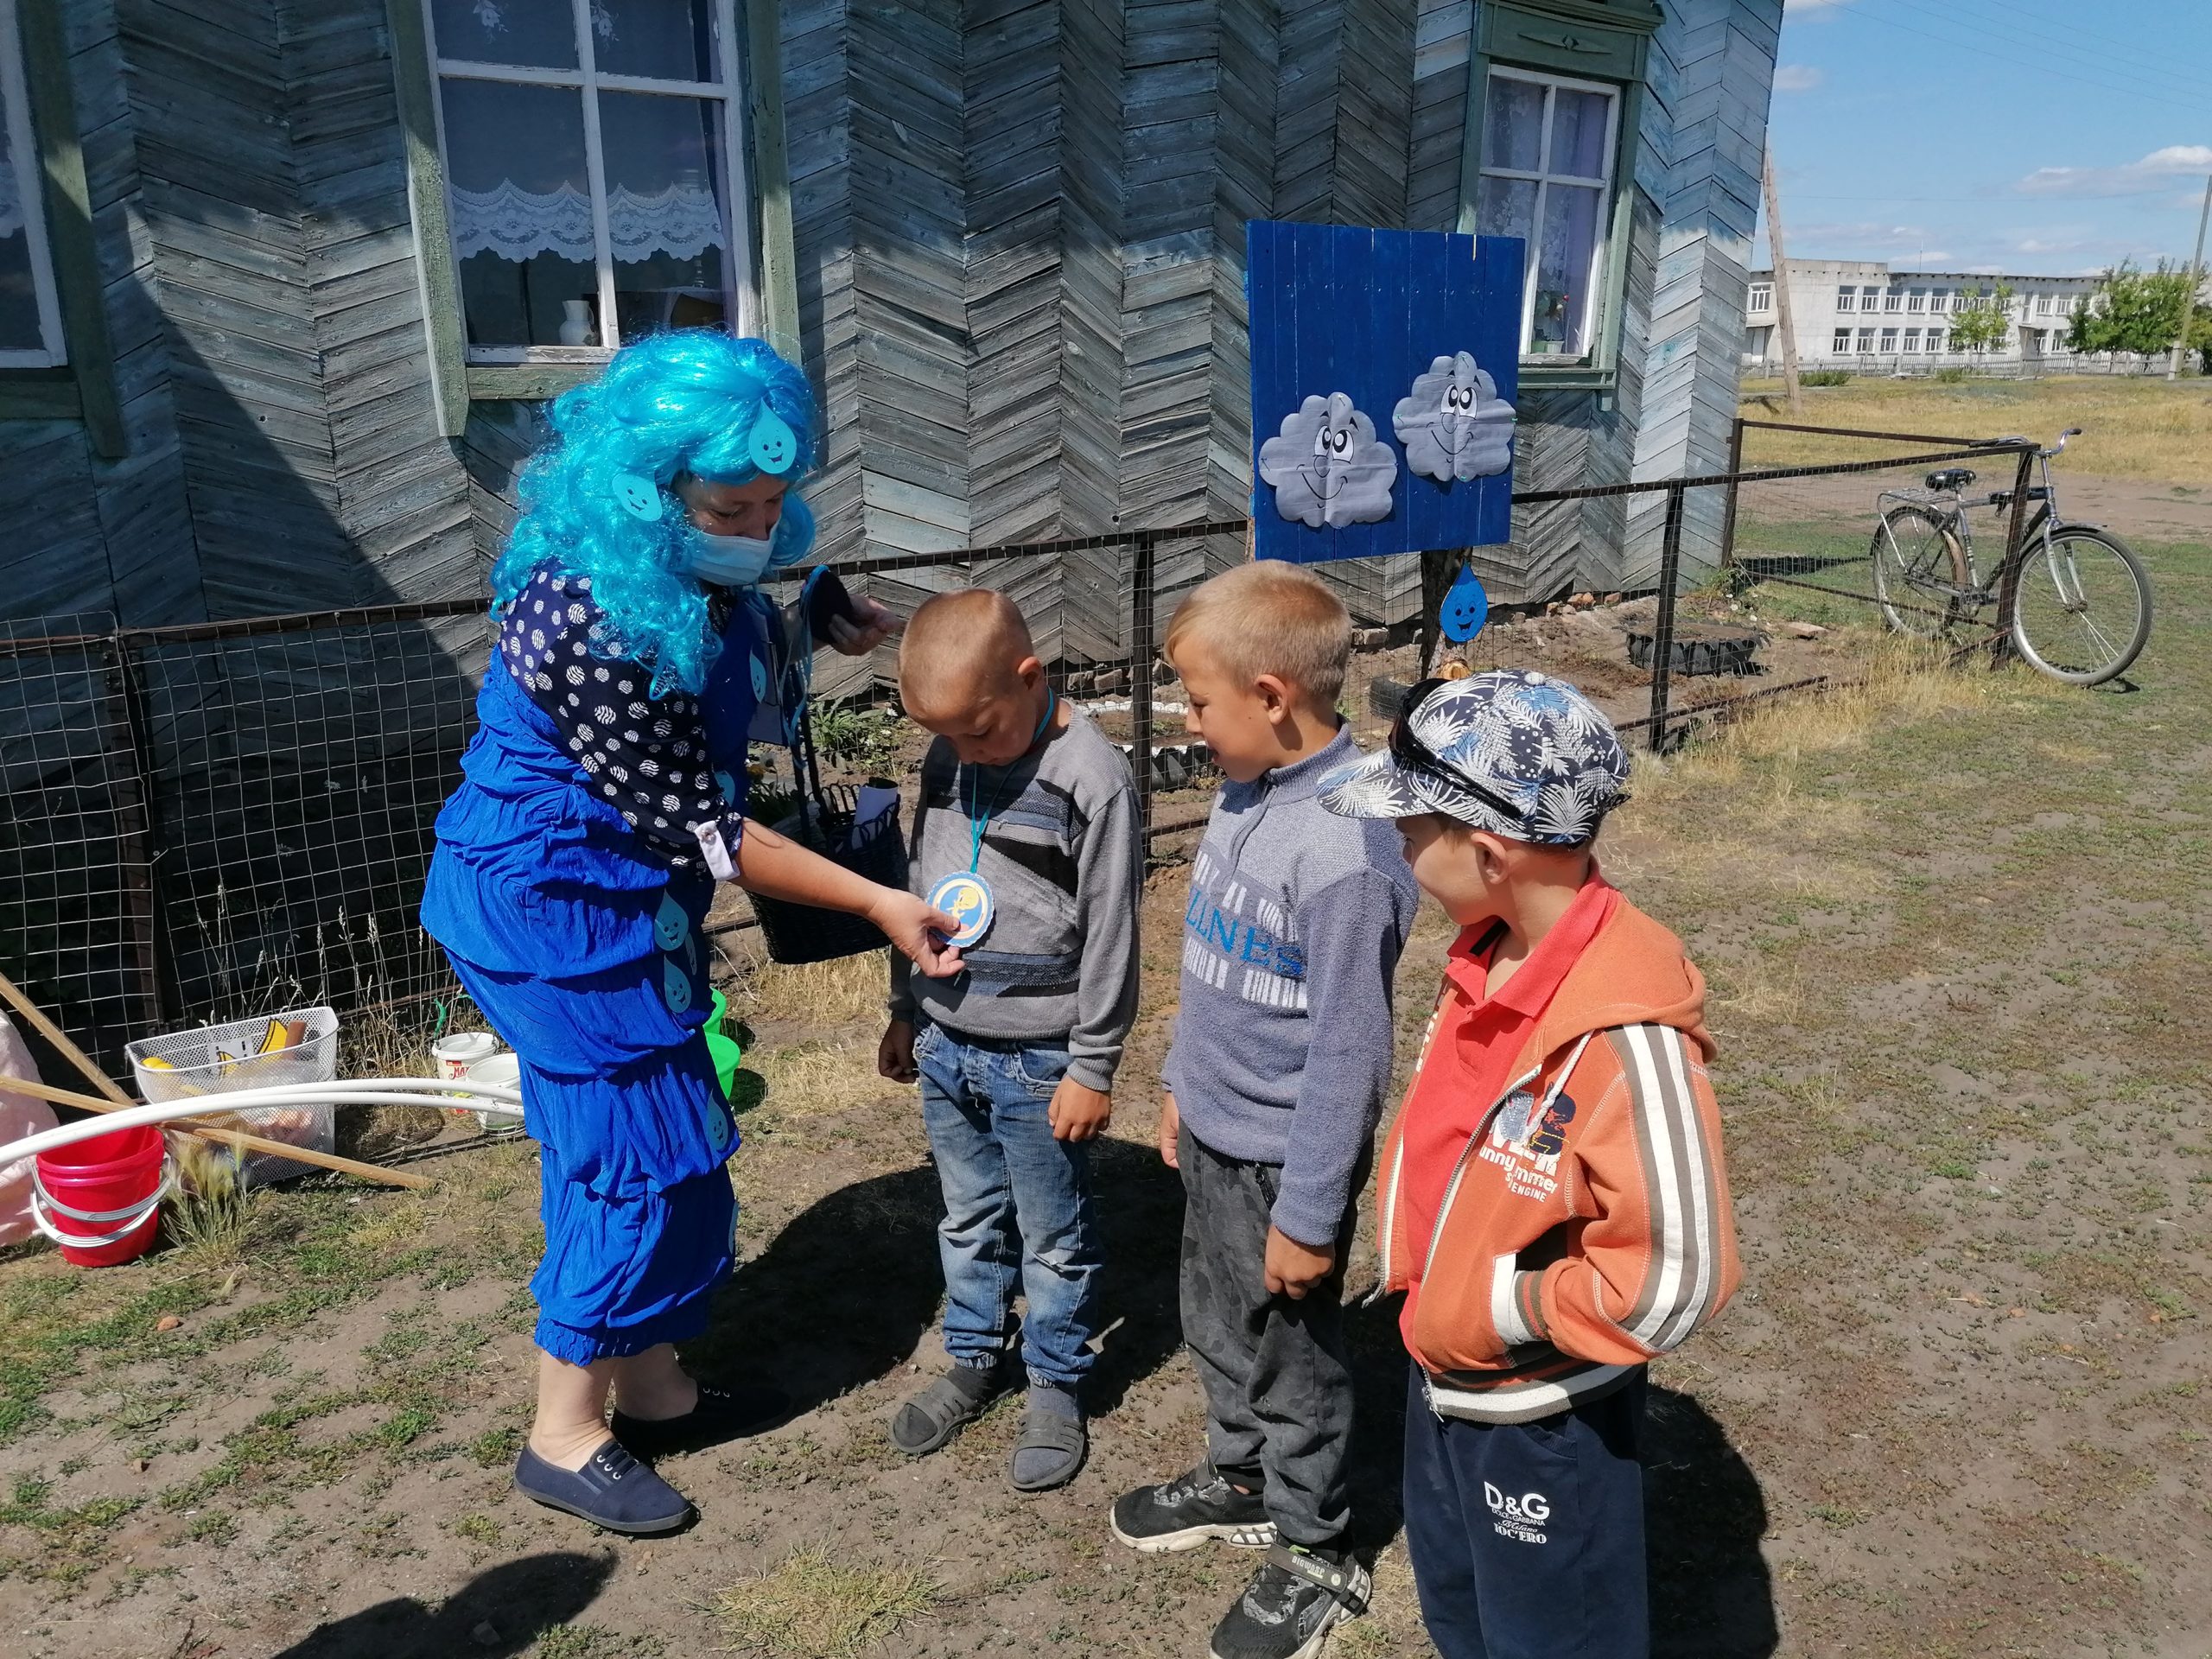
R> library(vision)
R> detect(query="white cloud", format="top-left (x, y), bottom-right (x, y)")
top-left (1784, 0), bottom-right (1849, 11)
top-left (2017, 144), bottom-right (2212, 198)
top-left (1771, 64), bottom-right (1824, 92)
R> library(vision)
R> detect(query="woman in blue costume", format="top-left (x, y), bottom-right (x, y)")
top-left (421, 332), bottom-right (961, 1535)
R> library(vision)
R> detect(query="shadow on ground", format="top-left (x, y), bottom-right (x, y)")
top-left (270, 1551), bottom-right (615, 1657)
top-left (685, 1136), bottom-right (1189, 1418)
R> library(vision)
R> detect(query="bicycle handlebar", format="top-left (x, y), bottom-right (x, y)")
top-left (1993, 429), bottom-right (2082, 460)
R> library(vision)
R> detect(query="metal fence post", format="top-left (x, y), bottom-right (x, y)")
top-left (97, 632), bottom-right (172, 1028)
top-left (1719, 417), bottom-right (1745, 569)
top-left (1129, 531), bottom-right (1156, 843)
top-left (1990, 442), bottom-right (2038, 668)
top-left (1646, 482), bottom-right (1687, 752)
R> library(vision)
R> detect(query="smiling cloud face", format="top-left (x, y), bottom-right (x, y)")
top-left (1257, 391), bottom-right (1399, 528)
top-left (1394, 353), bottom-right (1516, 483)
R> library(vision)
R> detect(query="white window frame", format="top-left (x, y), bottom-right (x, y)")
top-left (1835, 286), bottom-right (1856, 313)
top-left (1856, 327), bottom-right (1875, 354)
top-left (1476, 66), bottom-right (1622, 363)
top-left (1832, 327), bottom-right (1851, 354)
top-left (1879, 327), bottom-right (1898, 352)
top-left (1926, 328), bottom-right (1947, 353)
top-left (1902, 327), bottom-right (1921, 353)
top-left (0, 0), bottom-right (65, 369)
top-left (1906, 288), bottom-right (1925, 313)
top-left (1930, 289), bottom-right (1952, 315)
top-left (1883, 289), bottom-right (1902, 312)
top-left (1748, 281), bottom-right (1773, 312)
top-left (422, 0), bottom-right (759, 366)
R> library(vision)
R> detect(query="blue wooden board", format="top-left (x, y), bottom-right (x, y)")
top-left (1247, 220), bottom-right (1524, 564)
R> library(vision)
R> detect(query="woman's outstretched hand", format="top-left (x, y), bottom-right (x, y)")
top-left (826, 594), bottom-right (901, 657)
top-left (872, 889), bottom-right (966, 978)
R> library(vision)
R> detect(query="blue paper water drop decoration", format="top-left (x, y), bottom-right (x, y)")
top-left (1440, 565), bottom-right (1490, 643)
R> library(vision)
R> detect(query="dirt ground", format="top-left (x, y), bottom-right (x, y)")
top-left (3, 522), bottom-right (2207, 1656)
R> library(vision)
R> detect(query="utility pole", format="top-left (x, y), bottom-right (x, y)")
top-left (1762, 149), bottom-right (1803, 415)
top-left (2170, 173), bottom-right (2211, 381)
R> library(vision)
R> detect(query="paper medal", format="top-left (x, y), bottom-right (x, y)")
top-left (926, 872), bottom-right (995, 950)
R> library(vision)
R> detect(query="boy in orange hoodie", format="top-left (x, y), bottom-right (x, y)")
top-left (1319, 670), bottom-right (1739, 1659)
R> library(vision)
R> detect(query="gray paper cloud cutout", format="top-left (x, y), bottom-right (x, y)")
top-left (1257, 392), bottom-right (1399, 528)
top-left (1393, 352), bottom-right (1516, 483)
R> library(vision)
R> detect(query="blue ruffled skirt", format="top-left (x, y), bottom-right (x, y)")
top-left (421, 671), bottom-right (739, 1365)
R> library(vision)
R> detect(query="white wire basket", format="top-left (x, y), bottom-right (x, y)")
top-left (125, 1007), bottom-right (340, 1187)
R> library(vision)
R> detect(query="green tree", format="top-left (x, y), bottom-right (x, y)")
top-left (1947, 283), bottom-right (2016, 354)
top-left (2069, 261), bottom-right (2202, 366)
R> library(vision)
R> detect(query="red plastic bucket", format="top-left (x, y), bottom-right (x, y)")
top-left (33, 1126), bottom-right (169, 1268)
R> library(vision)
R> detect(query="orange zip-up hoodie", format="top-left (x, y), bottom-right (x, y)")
top-left (1377, 894), bottom-right (1740, 1424)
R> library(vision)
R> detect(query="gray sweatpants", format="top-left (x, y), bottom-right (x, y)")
top-left (1178, 1127), bottom-right (1363, 1548)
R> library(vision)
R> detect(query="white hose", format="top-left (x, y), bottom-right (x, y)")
top-left (0, 1077), bottom-right (527, 1177)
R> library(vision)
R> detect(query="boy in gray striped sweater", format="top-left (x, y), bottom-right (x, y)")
top-left (876, 588), bottom-right (1141, 1494)
top-left (1112, 564), bottom-right (1416, 1659)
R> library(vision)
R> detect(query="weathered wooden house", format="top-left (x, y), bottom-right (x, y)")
top-left (2, 0), bottom-right (1782, 636)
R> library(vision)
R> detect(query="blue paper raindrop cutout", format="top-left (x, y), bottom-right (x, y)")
top-left (1440, 566), bottom-right (1490, 644)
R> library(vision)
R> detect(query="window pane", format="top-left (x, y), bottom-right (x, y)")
top-left (1483, 74), bottom-right (1544, 173)
top-left (1533, 182), bottom-right (1601, 357)
top-left (592, 0), bottom-right (721, 82)
top-left (0, 77), bottom-right (43, 353)
top-left (1474, 174), bottom-right (1535, 245)
top-left (1548, 88), bottom-right (1610, 180)
top-left (429, 0), bottom-right (575, 67)
top-left (599, 91), bottom-right (730, 341)
top-left (441, 79), bottom-right (598, 349)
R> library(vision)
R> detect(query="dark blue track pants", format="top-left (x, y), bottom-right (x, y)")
top-left (1401, 1364), bottom-right (1649, 1659)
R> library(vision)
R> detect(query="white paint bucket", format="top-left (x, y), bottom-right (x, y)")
top-left (430, 1030), bottom-right (499, 1081)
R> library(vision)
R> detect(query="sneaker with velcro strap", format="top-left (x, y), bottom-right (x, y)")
top-left (1207, 1541), bottom-right (1370, 1659)
top-left (1109, 1462), bottom-right (1277, 1553)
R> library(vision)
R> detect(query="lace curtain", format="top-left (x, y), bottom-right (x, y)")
top-left (449, 179), bottom-right (726, 264)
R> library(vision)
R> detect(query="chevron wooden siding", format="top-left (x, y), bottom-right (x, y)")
top-left (9, 0), bottom-right (1777, 650)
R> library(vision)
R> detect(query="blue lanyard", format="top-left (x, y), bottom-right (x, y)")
top-left (964, 690), bottom-right (1057, 873)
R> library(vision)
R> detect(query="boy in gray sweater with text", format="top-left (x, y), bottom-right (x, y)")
top-left (1112, 564), bottom-right (1416, 1659)
top-left (877, 588), bottom-right (1141, 1495)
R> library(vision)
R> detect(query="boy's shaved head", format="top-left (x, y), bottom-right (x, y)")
top-left (899, 588), bottom-right (1038, 717)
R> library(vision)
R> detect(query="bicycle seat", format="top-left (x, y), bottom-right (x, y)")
top-left (1924, 467), bottom-right (1977, 493)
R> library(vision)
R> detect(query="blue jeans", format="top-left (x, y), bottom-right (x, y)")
top-left (913, 1020), bottom-right (1101, 1391)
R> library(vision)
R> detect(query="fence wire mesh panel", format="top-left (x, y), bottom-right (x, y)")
top-left (1, 605), bottom-right (487, 1073)
top-left (0, 614), bottom-right (161, 1071)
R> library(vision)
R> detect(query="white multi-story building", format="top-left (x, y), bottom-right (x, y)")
top-left (1744, 259), bottom-right (2101, 372)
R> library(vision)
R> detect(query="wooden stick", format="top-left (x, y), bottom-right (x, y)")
top-left (0, 969), bottom-right (433, 1192)
top-left (1, 1073), bottom-right (437, 1192)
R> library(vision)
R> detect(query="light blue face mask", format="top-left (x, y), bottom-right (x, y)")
top-left (682, 524), bottom-right (778, 589)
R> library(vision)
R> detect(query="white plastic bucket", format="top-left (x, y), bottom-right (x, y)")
top-left (464, 1052), bottom-right (524, 1134)
top-left (430, 1030), bottom-right (499, 1081)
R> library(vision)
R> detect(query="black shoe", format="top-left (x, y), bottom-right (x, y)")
top-left (1208, 1543), bottom-right (1370, 1659)
top-left (513, 1440), bottom-right (694, 1535)
top-left (1109, 1463), bottom-right (1277, 1553)
top-left (890, 1359), bottom-right (1014, 1456)
top-left (609, 1382), bottom-right (794, 1459)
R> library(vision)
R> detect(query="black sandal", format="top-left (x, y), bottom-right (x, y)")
top-left (889, 1362), bottom-right (1010, 1456)
top-left (1008, 1404), bottom-right (1087, 1492)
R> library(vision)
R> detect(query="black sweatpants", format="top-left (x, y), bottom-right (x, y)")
top-left (1402, 1363), bottom-right (1649, 1659)
top-left (1177, 1127), bottom-right (1361, 1548)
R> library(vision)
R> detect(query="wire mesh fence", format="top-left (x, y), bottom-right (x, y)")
top-left (1, 432), bottom-right (2047, 1072)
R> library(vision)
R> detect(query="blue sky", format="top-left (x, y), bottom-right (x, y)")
top-left (1758, 0), bottom-right (2212, 276)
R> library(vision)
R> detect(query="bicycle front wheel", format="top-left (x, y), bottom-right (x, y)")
top-left (2008, 526), bottom-right (2152, 686)
top-left (1871, 505), bottom-right (1967, 639)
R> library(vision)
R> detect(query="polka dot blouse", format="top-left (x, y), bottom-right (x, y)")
top-left (497, 566), bottom-right (747, 874)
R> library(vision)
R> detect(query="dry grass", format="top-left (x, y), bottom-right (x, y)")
top-left (1738, 374), bottom-right (2212, 486)
top-left (705, 1542), bottom-right (944, 1658)
top-left (732, 953), bottom-right (891, 1029)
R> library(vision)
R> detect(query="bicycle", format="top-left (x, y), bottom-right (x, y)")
top-left (1869, 427), bottom-right (2152, 686)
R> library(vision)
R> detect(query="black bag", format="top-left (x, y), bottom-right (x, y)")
top-left (748, 709), bottom-right (906, 966)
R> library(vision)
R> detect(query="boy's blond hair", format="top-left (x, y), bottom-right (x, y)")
top-left (899, 588), bottom-right (1035, 715)
top-left (1166, 562), bottom-right (1351, 706)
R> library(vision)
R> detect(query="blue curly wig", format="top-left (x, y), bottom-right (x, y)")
top-left (491, 331), bottom-right (819, 696)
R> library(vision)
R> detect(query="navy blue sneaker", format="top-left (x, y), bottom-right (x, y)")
top-left (610, 1382), bottom-right (795, 1458)
top-left (513, 1440), bottom-right (694, 1535)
